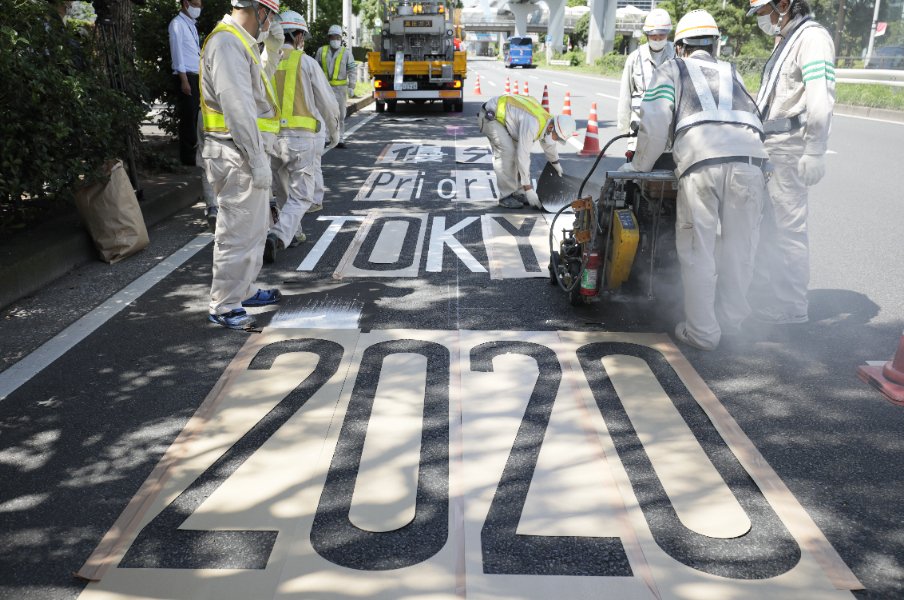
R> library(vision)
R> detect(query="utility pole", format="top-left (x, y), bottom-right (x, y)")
top-left (833, 0), bottom-right (845, 58)
top-left (864, 0), bottom-right (882, 67)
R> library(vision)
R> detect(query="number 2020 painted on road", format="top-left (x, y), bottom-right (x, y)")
top-left (120, 337), bottom-right (800, 579)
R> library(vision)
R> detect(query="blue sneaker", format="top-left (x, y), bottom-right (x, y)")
top-left (242, 288), bottom-right (282, 307)
top-left (208, 308), bottom-right (256, 330)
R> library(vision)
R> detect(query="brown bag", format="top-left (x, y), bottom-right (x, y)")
top-left (74, 160), bottom-right (149, 264)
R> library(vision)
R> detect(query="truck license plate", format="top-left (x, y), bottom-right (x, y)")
top-left (398, 82), bottom-right (417, 90)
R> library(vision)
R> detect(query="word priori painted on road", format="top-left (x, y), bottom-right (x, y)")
top-left (353, 169), bottom-right (500, 203)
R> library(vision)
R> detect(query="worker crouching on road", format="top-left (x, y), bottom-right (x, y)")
top-left (619, 10), bottom-right (769, 351)
top-left (746, 0), bottom-right (835, 325)
top-left (478, 94), bottom-right (576, 210)
top-left (200, 0), bottom-right (284, 330)
top-left (617, 8), bottom-right (675, 153)
top-left (263, 11), bottom-right (340, 265)
top-left (315, 25), bottom-right (357, 148)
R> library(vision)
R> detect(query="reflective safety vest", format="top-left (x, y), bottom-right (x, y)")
top-left (272, 50), bottom-right (320, 133)
top-left (320, 46), bottom-right (348, 86)
top-left (495, 94), bottom-right (552, 141)
top-left (200, 22), bottom-right (280, 134)
top-left (674, 56), bottom-right (763, 136)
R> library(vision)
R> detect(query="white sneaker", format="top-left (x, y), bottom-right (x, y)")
top-left (674, 322), bottom-right (717, 351)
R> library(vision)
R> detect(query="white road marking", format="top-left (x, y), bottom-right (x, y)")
top-left (0, 233), bottom-right (214, 402)
top-left (552, 81), bottom-right (568, 87)
top-left (369, 220), bottom-right (410, 263)
top-left (834, 112), bottom-right (904, 126)
top-left (596, 92), bottom-right (619, 100)
top-left (298, 216), bottom-right (366, 271)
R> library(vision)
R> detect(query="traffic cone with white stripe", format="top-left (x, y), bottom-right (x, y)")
top-left (514, 80), bottom-right (520, 95)
top-left (474, 73), bottom-right (482, 95)
top-left (579, 102), bottom-right (602, 156)
top-left (562, 91), bottom-right (572, 116)
top-left (523, 81), bottom-right (530, 96)
top-left (505, 77), bottom-right (510, 94)
top-left (541, 85), bottom-right (550, 111)
top-left (858, 330), bottom-right (904, 405)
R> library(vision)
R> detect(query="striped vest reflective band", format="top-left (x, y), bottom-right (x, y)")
top-left (273, 50), bottom-right (320, 132)
top-left (673, 56), bottom-right (763, 136)
top-left (495, 95), bottom-right (552, 141)
top-left (200, 22), bottom-right (280, 134)
top-left (320, 46), bottom-right (348, 86)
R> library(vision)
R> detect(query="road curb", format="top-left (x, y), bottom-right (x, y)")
top-left (834, 103), bottom-right (904, 123)
top-left (347, 95), bottom-right (374, 117)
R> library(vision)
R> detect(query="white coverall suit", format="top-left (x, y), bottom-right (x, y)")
top-left (632, 50), bottom-right (769, 350)
top-left (617, 41), bottom-right (675, 151)
top-left (200, 15), bottom-right (279, 316)
top-left (314, 44), bottom-right (357, 145)
top-left (477, 94), bottom-right (560, 201)
top-left (749, 15), bottom-right (835, 322)
top-left (267, 44), bottom-right (340, 249)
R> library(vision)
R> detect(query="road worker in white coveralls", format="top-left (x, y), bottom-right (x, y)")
top-left (477, 94), bottom-right (576, 209)
top-left (619, 10), bottom-right (769, 350)
top-left (315, 25), bottom-right (357, 148)
top-left (617, 8), bottom-right (675, 153)
top-left (200, 0), bottom-right (284, 330)
top-left (746, 0), bottom-right (836, 325)
top-left (263, 11), bottom-right (340, 265)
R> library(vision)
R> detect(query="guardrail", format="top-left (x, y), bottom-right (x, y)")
top-left (835, 68), bottom-right (904, 87)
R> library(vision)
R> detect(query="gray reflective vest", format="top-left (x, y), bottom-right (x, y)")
top-left (674, 56), bottom-right (763, 136)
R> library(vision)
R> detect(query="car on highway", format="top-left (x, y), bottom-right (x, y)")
top-left (868, 45), bottom-right (904, 69)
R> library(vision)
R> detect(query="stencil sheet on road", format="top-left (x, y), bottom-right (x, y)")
top-left (77, 329), bottom-right (859, 599)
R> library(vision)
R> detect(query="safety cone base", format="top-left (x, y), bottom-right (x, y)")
top-left (857, 364), bottom-right (904, 405)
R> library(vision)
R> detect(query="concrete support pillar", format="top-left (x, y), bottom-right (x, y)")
top-left (586, 0), bottom-right (617, 63)
top-left (508, 2), bottom-right (532, 38)
top-left (545, 0), bottom-right (565, 54)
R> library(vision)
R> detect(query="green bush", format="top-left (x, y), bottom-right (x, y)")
top-left (0, 0), bottom-right (144, 226)
top-left (594, 52), bottom-right (627, 76)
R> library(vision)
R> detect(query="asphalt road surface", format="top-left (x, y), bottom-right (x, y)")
top-left (1, 59), bottom-right (903, 600)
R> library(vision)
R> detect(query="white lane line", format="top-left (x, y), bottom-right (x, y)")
top-left (323, 111), bottom-right (378, 156)
top-left (487, 80), bottom-right (497, 86)
top-left (596, 92), bottom-right (619, 100)
top-left (0, 233), bottom-right (214, 402)
top-left (552, 81), bottom-right (568, 87)
top-left (834, 112), bottom-right (904, 126)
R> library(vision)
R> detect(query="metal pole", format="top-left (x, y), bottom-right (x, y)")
top-left (864, 0), bottom-right (882, 67)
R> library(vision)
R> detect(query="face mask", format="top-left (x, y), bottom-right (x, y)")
top-left (186, 5), bottom-right (201, 19)
top-left (330, 39), bottom-right (341, 50)
top-left (648, 38), bottom-right (666, 52)
top-left (757, 9), bottom-right (781, 36)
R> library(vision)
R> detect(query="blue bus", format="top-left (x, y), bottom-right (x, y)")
top-left (503, 36), bottom-right (534, 68)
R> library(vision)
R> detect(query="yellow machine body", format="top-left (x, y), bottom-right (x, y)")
top-left (605, 209), bottom-right (639, 289)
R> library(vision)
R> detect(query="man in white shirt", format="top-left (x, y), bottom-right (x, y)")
top-left (168, 0), bottom-right (203, 166)
top-left (315, 25), bottom-right (357, 148)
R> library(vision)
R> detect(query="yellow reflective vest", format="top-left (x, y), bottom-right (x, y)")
top-left (272, 50), bottom-right (320, 133)
top-left (495, 95), bottom-right (552, 141)
top-left (200, 22), bottom-right (280, 134)
top-left (320, 46), bottom-right (348, 86)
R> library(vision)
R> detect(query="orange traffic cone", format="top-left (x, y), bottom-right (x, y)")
top-left (857, 330), bottom-right (904, 405)
top-left (504, 77), bottom-right (510, 94)
top-left (523, 81), bottom-right (530, 96)
top-left (474, 73), bottom-right (482, 95)
top-left (514, 80), bottom-right (520, 95)
top-left (579, 102), bottom-right (601, 156)
top-left (541, 84), bottom-right (550, 111)
top-left (562, 91), bottom-right (572, 116)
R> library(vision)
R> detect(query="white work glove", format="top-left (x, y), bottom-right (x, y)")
top-left (618, 162), bottom-right (638, 173)
top-left (523, 188), bottom-right (542, 209)
top-left (798, 154), bottom-right (826, 186)
top-left (251, 164), bottom-right (272, 190)
top-left (348, 88), bottom-right (355, 99)
top-left (550, 161), bottom-right (563, 177)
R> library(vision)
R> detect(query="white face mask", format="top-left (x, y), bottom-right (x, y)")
top-left (648, 38), bottom-right (667, 52)
top-left (186, 5), bottom-right (201, 19)
top-left (330, 39), bottom-right (341, 50)
top-left (757, 9), bottom-right (781, 36)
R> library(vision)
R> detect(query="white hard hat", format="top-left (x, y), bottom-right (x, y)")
top-left (552, 114), bottom-right (576, 143)
top-left (280, 10), bottom-right (308, 33)
top-left (232, 0), bottom-right (280, 13)
top-left (674, 9), bottom-right (720, 45)
top-left (328, 24), bottom-right (342, 37)
top-left (643, 9), bottom-right (673, 34)
top-left (747, 0), bottom-right (775, 16)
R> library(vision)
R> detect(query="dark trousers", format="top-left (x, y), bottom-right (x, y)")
top-left (175, 72), bottom-right (200, 166)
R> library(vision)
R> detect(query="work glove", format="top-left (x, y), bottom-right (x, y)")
top-left (550, 161), bottom-right (563, 177)
top-left (798, 154), bottom-right (826, 186)
top-left (348, 88), bottom-right (355, 99)
top-left (523, 188), bottom-right (542, 209)
top-left (618, 162), bottom-right (638, 173)
top-left (251, 164), bottom-right (272, 190)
